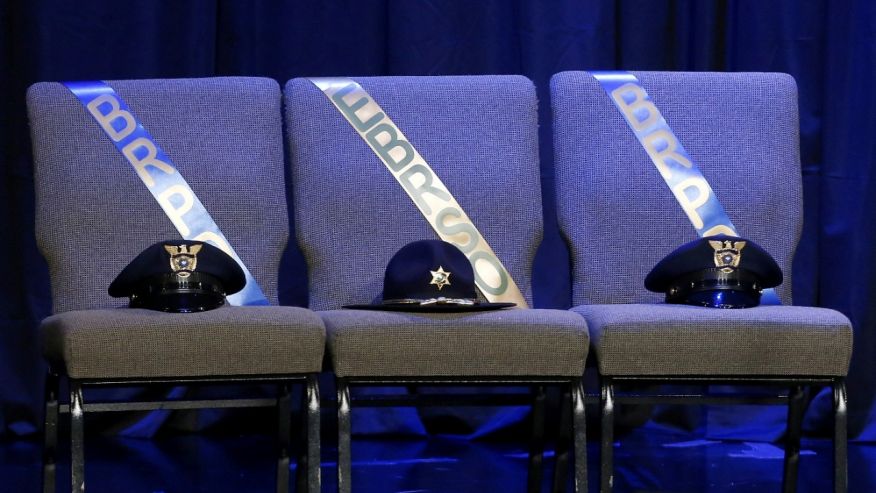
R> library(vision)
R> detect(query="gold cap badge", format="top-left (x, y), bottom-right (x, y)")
top-left (164, 243), bottom-right (202, 278)
top-left (709, 239), bottom-right (746, 273)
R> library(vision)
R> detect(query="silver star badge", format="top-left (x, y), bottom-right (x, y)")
top-left (429, 266), bottom-right (451, 291)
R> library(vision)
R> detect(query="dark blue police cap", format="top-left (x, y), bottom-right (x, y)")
top-left (109, 240), bottom-right (245, 313)
top-left (645, 235), bottom-right (783, 308)
top-left (344, 239), bottom-right (516, 312)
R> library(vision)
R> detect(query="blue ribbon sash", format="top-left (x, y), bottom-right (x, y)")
top-left (591, 71), bottom-right (780, 305)
top-left (64, 81), bottom-right (269, 306)
top-left (591, 71), bottom-right (738, 237)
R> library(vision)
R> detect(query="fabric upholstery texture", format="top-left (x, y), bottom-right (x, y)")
top-left (573, 304), bottom-right (852, 377)
top-left (285, 76), bottom-right (543, 311)
top-left (28, 77), bottom-right (326, 379)
top-left (322, 308), bottom-right (589, 378)
top-left (552, 71), bottom-right (801, 306)
top-left (27, 77), bottom-right (289, 311)
top-left (552, 71), bottom-right (852, 378)
top-left (42, 306), bottom-right (326, 379)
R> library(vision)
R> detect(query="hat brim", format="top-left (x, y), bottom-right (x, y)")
top-left (343, 301), bottom-right (516, 313)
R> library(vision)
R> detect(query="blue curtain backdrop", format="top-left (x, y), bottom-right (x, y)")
top-left (1, 0), bottom-right (875, 441)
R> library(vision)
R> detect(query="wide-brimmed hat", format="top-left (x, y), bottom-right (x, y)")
top-left (109, 240), bottom-right (245, 313)
top-left (344, 239), bottom-right (516, 312)
top-left (645, 234), bottom-right (782, 308)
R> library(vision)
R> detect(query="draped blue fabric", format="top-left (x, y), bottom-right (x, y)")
top-left (1, 0), bottom-right (875, 441)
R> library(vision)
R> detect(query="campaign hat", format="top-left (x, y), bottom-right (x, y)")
top-left (344, 239), bottom-right (516, 312)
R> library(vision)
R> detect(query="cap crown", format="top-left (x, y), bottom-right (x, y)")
top-left (108, 240), bottom-right (246, 298)
top-left (644, 234), bottom-right (783, 293)
top-left (382, 240), bottom-right (477, 302)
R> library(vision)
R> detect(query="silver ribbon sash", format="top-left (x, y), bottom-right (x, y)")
top-left (309, 77), bottom-right (528, 308)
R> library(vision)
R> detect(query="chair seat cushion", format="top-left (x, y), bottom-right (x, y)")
top-left (41, 306), bottom-right (326, 379)
top-left (571, 304), bottom-right (852, 377)
top-left (320, 308), bottom-right (589, 378)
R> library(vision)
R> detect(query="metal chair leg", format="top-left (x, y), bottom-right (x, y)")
top-left (70, 381), bottom-right (85, 493)
top-left (276, 384), bottom-right (291, 493)
top-left (600, 377), bottom-right (614, 493)
top-left (782, 385), bottom-right (805, 493)
top-left (833, 379), bottom-right (847, 493)
top-left (42, 372), bottom-right (59, 493)
top-left (527, 385), bottom-right (547, 493)
top-left (305, 375), bottom-right (321, 493)
top-left (337, 378), bottom-right (352, 493)
top-left (551, 385), bottom-right (573, 493)
top-left (572, 378), bottom-right (587, 493)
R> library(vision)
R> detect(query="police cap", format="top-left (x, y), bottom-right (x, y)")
top-left (344, 239), bottom-right (516, 312)
top-left (645, 235), bottom-right (782, 309)
top-left (109, 240), bottom-right (245, 313)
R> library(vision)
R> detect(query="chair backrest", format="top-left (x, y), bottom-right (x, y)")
top-left (285, 76), bottom-right (542, 310)
top-left (27, 77), bottom-right (288, 313)
top-left (552, 71), bottom-right (802, 306)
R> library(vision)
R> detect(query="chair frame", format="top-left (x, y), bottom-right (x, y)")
top-left (42, 371), bottom-right (321, 493)
top-left (334, 376), bottom-right (587, 493)
top-left (596, 375), bottom-right (847, 493)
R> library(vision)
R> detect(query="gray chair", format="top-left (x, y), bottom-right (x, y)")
top-left (27, 77), bottom-right (325, 493)
top-left (285, 75), bottom-right (590, 492)
top-left (551, 71), bottom-right (853, 493)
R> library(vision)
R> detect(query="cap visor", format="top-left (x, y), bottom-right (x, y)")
top-left (683, 289), bottom-right (761, 309)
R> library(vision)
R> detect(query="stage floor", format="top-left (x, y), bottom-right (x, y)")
top-left (3, 424), bottom-right (872, 492)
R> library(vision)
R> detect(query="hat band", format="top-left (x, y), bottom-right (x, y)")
top-left (129, 272), bottom-right (227, 313)
top-left (382, 297), bottom-right (477, 306)
top-left (666, 268), bottom-right (762, 308)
